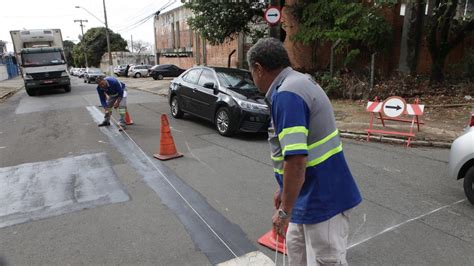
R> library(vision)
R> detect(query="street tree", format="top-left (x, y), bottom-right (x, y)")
top-left (426, 0), bottom-right (473, 83)
top-left (128, 40), bottom-right (152, 54)
top-left (63, 40), bottom-right (75, 67)
top-left (72, 27), bottom-right (128, 67)
top-left (292, 1), bottom-right (393, 70)
top-left (184, 0), bottom-right (266, 45)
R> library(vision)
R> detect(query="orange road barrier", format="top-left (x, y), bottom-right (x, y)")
top-left (153, 114), bottom-right (183, 161)
top-left (258, 228), bottom-right (287, 255)
top-left (125, 111), bottom-right (134, 125)
top-left (365, 96), bottom-right (425, 147)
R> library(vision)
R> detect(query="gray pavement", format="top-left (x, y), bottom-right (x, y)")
top-left (0, 75), bottom-right (459, 146)
top-left (0, 76), bottom-right (473, 265)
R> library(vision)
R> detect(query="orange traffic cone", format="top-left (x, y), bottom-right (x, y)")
top-left (153, 114), bottom-right (183, 161)
top-left (258, 228), bottom-right (287, 254)
top-left (125, 111), bottom-right (134, 125)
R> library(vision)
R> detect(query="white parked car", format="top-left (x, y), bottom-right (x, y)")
top-left (128, 65), bottom-right (151, 78)
top-left (448, 113), bottom-right (474, 205)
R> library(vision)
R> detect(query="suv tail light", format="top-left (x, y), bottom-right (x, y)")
top-left (470, 113), bottom-right (474, 127)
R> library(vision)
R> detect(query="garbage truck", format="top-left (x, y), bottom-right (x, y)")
top-left (10, 29), bottom-right (71, 96)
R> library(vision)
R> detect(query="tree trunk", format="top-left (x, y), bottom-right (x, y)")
top-left (430, 55), bottom-right (446, 83)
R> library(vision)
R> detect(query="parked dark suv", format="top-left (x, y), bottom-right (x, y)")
top-left (168, 66), bottom-right (270, 136)
top-left (150, 64), bottom-right (185, 80)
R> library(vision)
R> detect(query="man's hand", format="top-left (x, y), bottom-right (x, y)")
top-left (272, 210), bottom-right (289, 237)
top-left (113, 99), bottom-right (121, 109)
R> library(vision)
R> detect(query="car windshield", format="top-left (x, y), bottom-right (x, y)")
top-left (88, 69), bottom-right (102, 74)
top-left (22, 51), bottom-right (65, 67)
top-left (216, 69), bottom-right (258, 93)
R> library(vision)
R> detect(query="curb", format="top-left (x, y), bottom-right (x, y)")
top-left (340, 130), bottom-right (452, 148)
top-left (0, 87), bottom-right (22, 100)
top-left (128, 86), bottom-right (168, 97)
top-left (127, 86), bottom-right (453, 149)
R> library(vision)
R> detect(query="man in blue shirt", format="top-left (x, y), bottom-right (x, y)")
top-left (247, 38), bottom-right (362, 265)
top-left (96, 76), bottom-right (128, 130)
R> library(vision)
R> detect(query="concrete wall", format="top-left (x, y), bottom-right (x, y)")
top-left (0, 65), bottom-right (8, 81)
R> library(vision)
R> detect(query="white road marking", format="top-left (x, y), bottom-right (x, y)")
top-left (348, 199), bottom-right (466, 249)
top-left (217, 251), bottom-right (275, 266)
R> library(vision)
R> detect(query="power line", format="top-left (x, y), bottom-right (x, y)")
top-left (114, 0), bottom-right (176, 33)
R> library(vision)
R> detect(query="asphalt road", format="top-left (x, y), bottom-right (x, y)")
top-left (0, 76), bottom-right (473, 265)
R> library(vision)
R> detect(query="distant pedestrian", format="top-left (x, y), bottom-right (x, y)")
top-left (96, 76), bottom-right (128, 130)
top-left (247, 38), bottom-right (362, 265)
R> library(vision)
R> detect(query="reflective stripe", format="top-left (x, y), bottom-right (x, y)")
top-left (272, 130), bottom-right (343, 174)
top-left (307, 144), bottom-right (342, 167)
top-left (279, 132), bottom-right (307, 153)
top-left (307, 132), bottom-right (341, 164)
top-left (271, 153), bottom-right (284, 171)
top-left (308, 129), bottom-right (339, 150)
top-left (273, 168), bottom-right (284, 175)
top-left (278, 126), bottom-right (308, 140)
top-left (282, 143), bottom-right (307, 156)
top-left (271, 155), bottom-right (283, 161)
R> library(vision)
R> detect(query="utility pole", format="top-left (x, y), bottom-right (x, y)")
top-left (74, 19), bottom-right (89, 67)
top-left (103, 0), bottom-right (113, 75)
top-left (131, 35), bottom-right (134, 53)
top-left (269, 0), bottom-right (280, 40)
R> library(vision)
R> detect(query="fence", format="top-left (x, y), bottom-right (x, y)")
top-left (0, 55), bottom-right (19, 80)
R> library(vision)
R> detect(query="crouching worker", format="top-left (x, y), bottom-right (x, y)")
top-left (96, 76), bottom-right (128, 130)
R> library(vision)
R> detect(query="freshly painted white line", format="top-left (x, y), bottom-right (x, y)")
top-left (348, 199), bottom-right (466, 249)
top-left (217, 251), bottom-right (275, 266)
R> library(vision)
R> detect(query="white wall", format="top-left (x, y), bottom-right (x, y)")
top-left (0, 65), bottom-right (8, 81)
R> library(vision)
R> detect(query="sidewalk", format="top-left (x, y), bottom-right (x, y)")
top-left (0, 77), bottom-right (23, 100)
top-left (2, 76), bottom-right (471, 147)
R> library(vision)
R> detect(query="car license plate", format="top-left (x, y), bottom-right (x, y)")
top-left (43, 80), bottom-right (54, 84)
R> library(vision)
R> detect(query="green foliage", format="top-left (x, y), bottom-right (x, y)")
top-left (292, 1), bottom-right (393, 67)
top-left (72, 27), bottom-right (127, 67)
top-left (184, 0), bottom-right (265, 45)
top-left (316, 73), bottom-right (342, 96)
top-left (62, 40), bottom-right (75, 67)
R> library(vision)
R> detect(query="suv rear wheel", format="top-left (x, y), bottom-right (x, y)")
top-left (464, 167), bottom-right (474, 205)
top-left (134, 73), bottom-right (141, 78)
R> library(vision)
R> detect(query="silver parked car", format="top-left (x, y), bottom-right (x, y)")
top-left (448, 113), bottom-right (474, 205)
top-left (128, 65), bottom-right (152, 78)
top-left (83, 68), bottom-right (104, 83)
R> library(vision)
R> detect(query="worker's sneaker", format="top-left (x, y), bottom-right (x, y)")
top-left (98, 121), bottom-right (110, 127)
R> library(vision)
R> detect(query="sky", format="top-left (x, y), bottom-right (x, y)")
top-left (0, 0), bottom-right (182, 53)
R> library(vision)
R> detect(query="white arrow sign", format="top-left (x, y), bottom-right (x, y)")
top-left (382, 97), bottom-right (406, 118)
top-left (264, 7), bottom-right (281, 25)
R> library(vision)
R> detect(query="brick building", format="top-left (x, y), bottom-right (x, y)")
top-left (154, 2), bottom-right (247, 70)
top-left (154, 1), bottom-right (473, 77)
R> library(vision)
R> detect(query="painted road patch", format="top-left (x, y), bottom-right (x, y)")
top-left (0, 153), bottom-right (129, 229)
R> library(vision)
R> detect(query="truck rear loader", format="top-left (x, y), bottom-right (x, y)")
top-left (10, 29), bottom-right (71, 96)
